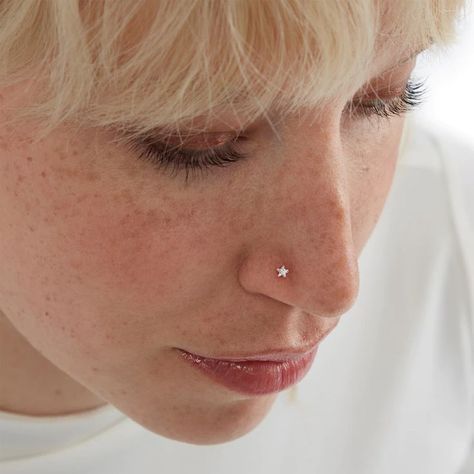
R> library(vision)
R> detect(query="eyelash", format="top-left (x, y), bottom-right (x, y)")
top-left (128, 78), bottom-right (427, 184)
top-left (346, 77), bottom-right (427, 121)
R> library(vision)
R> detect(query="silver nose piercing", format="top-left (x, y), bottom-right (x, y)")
top-left (276, 265), bottom-right (289, 278)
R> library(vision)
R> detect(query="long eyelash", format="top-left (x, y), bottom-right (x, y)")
top-left (350, 78), bottom-right (428, 122)
top-left (127, 78), bottom-right (428, 185)
top-left (127, 136), bottom-right (248, 185)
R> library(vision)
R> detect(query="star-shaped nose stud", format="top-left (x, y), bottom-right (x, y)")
top-left (276, 265), bottom-right (289, 278)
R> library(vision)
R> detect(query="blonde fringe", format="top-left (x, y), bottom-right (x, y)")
top-left (0, 0), bottom-right (469, 146)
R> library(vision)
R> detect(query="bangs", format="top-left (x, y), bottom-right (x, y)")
top-left (0, 0), bottom-right (468, 141)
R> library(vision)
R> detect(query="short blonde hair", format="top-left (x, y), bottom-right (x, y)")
top-left (0, 0), bottom-right (469, 143)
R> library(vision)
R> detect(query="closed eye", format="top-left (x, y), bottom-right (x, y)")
top-left (122, 77), bottom-right (427, 185)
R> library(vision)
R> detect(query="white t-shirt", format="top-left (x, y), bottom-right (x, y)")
top-left (1, 115), bottom-right (473, 474)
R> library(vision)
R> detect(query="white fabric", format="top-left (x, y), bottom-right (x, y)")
top-left (1, 115), bottom-right (473, 473)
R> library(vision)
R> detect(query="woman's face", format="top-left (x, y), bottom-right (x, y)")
top-left (0, 47), bottom-right (416, 443)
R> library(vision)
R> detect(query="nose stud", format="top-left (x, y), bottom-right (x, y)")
top-left (276, 265), bottom-right (289, 278)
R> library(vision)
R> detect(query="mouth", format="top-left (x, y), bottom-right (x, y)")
top-left (198, 345), bottom-right (319, 362)
top-left (177, 346), bottom-right (319, 396)
top-left (181, 324), bottom-right (334, 363)
top-left (174, 323), bottom-right (335, 395)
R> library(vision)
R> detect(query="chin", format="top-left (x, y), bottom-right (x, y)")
top-left (124, 391), bottom-right (279, 445)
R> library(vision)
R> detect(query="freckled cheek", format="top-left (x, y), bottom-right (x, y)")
top-left (0, 154), bottom-right (210, 348)
top-left (68, 210), bottom-right (181, 300)
top-left (51, 194), bottom-right (222, 316)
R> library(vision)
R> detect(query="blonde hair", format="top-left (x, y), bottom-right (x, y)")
top-left (0, 0), bottom-right (469, 144)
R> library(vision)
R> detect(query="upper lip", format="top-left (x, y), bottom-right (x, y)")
top-left (208, 348), bottom-right (317, 362)
top-left (181, 327), bottom-right (334, 362)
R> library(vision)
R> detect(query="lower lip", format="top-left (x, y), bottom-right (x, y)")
top-left (177, 347), bottom-right (319, 396)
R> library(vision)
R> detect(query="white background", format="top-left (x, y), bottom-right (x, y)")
top-left (412, 1), bottom-right (474, 148)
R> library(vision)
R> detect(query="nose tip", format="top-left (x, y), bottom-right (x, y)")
top-left (238, 249), bottom-right (360, 319)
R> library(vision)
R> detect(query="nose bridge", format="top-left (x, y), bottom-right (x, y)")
top-left (238, 124), bottom-right (360, 318)
top-left (299, 180), bottom-right (359, 317)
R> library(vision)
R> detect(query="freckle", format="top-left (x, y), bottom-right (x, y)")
top-left (28, 225), bottom-right (35, 232)
top-left (92, 367), bottom-right (99, 372)
top-left (86, 171), bottom-right (99, 182)
top-left (17, 175), bottom-right (25, 183)
top-left (26, 156), bottom-right (33, 162)
top-left (44, 311), bottom-right (49, 316)
top-left (146, 209), bottom-right (161, 225)
top-left (41, 171), bottom-right (47, 178)
top-left (54, 389), bottom-right (62, 396)
top-left (120, 389), bottom-right (128, 395)
top-left (46, 295), bottom-right (51, 301)
top-left (117, 188), bottom-right (134, 205)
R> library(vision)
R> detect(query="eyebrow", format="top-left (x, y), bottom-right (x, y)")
top-left (399, 47), bottom-right (427, 65)
top-left (381, 44), bottom-right (431, 75)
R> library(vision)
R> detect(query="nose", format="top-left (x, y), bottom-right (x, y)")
top-left (237, 121), bottom-right (360, 319)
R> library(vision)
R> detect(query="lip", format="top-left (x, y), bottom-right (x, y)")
top-left (177, 346), bottom-right (319, 396)
top-left (204, 347), bottom-right (319, 362)
top-left (186, 326), bottom-right (334, 363)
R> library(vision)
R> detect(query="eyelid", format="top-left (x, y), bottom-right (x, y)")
top-left (145, 130), bottom-right (243, 154)
top-left (165, 131), bottom-right (237, 148)
top-left (143, 133), bottom-right (246, 158)
top-left (357, 80), bottom-right (408, 101)
top-left (354, 60), bottom-right (417, 102)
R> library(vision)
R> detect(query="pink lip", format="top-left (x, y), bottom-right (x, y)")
top-left (177, 346), bottom-right (319, 396)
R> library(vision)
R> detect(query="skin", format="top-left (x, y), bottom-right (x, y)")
top-left (0, 40), bottom-right (419, 444)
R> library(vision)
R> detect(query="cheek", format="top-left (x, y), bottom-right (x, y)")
top-left (0, 141), bottom-right (222, 367)
top-left (347, 119), bottom-right (405, 251)
top-left (63, 196), bottom-right (213, 312)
